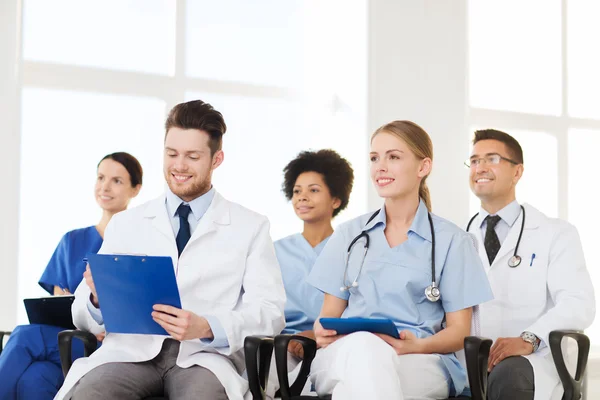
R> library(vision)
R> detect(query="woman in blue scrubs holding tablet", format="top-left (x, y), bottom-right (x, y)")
top-left (306, 121), bottom-right (493, 399)
top-left (0, 152), bottom-right (142, 400)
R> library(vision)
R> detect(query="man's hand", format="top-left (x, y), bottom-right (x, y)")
top-left (83, 265), bottom-right (99, 307)
top-left (152, 304), bottom-right (213, 341)
top-left (287, 330), bottom-right (315, 359)
top-left (376, 330), bottom-right (424, 355)
top-left (488, 337), bottom-right (534, 372)
top-left (314, 320), bottom-right (344, 349)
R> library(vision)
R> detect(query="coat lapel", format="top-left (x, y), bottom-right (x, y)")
top-left (143, 195), bottom-right (175, 243)
top-left (142, 192), bottom-right (231, 255)
top-left (186, 192), bottom-right (230, 248)
top-left (491, 203), bottom-right (540, 268)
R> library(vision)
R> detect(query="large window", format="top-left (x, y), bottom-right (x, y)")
top-left (17, 0), bottom-right (367, 322)
top-left (468, 0), bottom-right (600, 343)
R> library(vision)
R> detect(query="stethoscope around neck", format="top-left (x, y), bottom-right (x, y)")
top-left (340, 209), bottom-right (441, 303)
top-left (466, 205), bottom-right (526, 268)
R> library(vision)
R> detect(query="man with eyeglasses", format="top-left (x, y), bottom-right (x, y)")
top-left (465, 129), bottom-right (595, 400)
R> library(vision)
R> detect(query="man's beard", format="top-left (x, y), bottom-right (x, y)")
top-left (166, 175), bottom-right (211, 201)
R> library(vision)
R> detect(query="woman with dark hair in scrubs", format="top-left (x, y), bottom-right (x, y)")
top-left (267, 149), bottom-right (354, 398)
top-left (0, 152), bottom-right (143, 400)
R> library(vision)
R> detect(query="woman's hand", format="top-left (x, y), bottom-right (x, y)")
top-left (287, 330), bottom-right (315, 359)
top-left (376, 330), bottom-right (424, 355)
top-left (314, 319), bottom-right (344, 348)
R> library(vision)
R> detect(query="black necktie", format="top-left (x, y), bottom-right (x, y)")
top-left (176, 204), bottom-right (191, 256)
top-left (484, 215), bottom-right (502, 264)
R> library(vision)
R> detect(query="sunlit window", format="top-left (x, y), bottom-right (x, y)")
top-left (19, 88), bottom-right (166, 321)
top-left (185, 0), bottom-right (304, 88)
top-left (468, 0), bottom-right (562, 115)
top-left (568, 0), bottom-right (600, 119)
top-left (568, 128), bottom-right (600, 340)
top-left (510, 130), bottom-right (558, 218)
top-left (22, 0), bottom-right (176, 75)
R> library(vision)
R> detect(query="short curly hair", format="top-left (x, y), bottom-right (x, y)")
top-left (282, 149), bottom-right (354, 218)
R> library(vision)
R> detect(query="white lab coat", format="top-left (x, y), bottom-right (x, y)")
top-left (467, 203), bottom-right (595, 400)
top-left (55, 192), bottom-right (286, 400)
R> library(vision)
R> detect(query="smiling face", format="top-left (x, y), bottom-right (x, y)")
top-left (95, 159), bottom-right (140, 213)
top-left (469, 139), bottom-right (523, 207)
top-left (292, 171), bottom-right (340, 224)
top-left (163, 127), bottom-right (224, 202)
top-left (369, 132), bottom-right (431, 201)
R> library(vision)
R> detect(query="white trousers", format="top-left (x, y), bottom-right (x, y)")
top-left (309, 332), bottom-right (450, 400)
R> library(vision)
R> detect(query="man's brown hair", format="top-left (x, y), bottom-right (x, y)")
top-left (165, 100), bottom-right (227, 155)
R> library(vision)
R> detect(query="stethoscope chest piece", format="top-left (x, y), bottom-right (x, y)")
top-left (508, 255), bottom-right (521, 268)
top-left (425, 284), bottom-right (441, 302)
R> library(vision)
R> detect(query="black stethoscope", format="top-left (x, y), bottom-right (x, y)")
top-left (340, 209), bottom-right (441, 302)
top-left (466, 205), bottom-right (525, 267)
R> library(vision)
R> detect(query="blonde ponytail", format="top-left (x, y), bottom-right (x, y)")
top-left (419, 181), bottom-right (432, 212)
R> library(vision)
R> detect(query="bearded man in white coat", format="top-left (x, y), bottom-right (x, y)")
top-left (55, 100), bottom-right (286, 400)
top-left (465, 129), bottom-right (595, 400)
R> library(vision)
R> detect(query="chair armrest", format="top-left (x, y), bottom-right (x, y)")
top-left (549, 330), bottom-right (590, 400)
top-left (464, 335), bottom-right (493, 400)
top-left (58, 329), bottom-right (98, 377)
top-left (244, 335), bottom-right (275, 400)
top-left (0, 331), bottom-right (11, 355)
top-left (274, 334), bottom-right (317, 400)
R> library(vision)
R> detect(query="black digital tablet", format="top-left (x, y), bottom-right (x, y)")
top-left (23, 295), bottom-right (76, 329)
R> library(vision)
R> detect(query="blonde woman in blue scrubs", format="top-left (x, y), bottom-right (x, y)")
top-left (268, 149), bottom-right (354, 398)
top-left (306, 121), bottom-right (494, 400)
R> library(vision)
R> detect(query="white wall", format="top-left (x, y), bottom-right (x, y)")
top-left (0, 0), bottom-right (21, 331)
top-left (367, 0), bottom-right (470, 226)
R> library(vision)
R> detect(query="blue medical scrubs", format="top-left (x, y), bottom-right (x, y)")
top-left (274, 233), bottom-right (329, 334)
top-left (0, 226), bottom-right (102, 400)
top-left (307, 200), bottom-right (494, 396)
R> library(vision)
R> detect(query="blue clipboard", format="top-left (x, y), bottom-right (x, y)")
top-left (319, 317), bottom-right (400, 339)
top-left (87, 254), bottom-right (182, 335)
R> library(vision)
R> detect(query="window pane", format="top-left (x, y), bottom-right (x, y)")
top-left (468, 0), bottom-right (562, 115)
top-left (22, 0), bottom-right (176, 75)
top-left (568, 129), bottom-right (600, 342)
top-left (512, 130), bottom-right (558, 216)
top-left (185, 0), bottom-right (304, 87)
top-left (467, 128), bottom-right (558, 218)
top-left (19, 88), bottom-right (166, 322)
top-left (568, 0), bottom-right (600, 119)
top-left (184, 92), bottom-right (367, 240)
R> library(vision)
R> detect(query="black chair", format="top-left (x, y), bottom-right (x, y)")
top-left (0, 331), bottom-right (11, 355)
top-left (245, 334), bottom-right (493, 400)
top-left (58, 329), bottom-right (167, 400)
top-left (549, 330), bottom-right (590, 400)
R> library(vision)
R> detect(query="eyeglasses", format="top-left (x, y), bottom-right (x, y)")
top-left (464, 153), bottom-right (520, 168)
